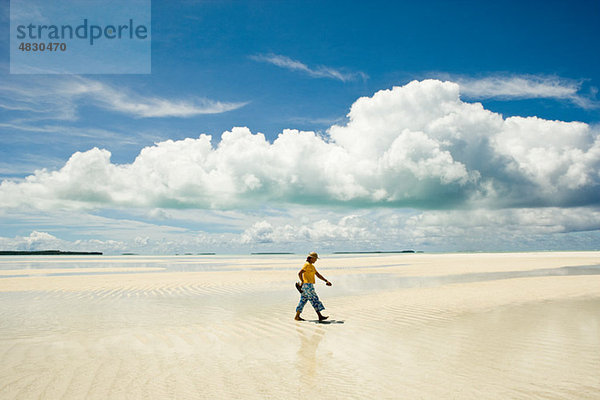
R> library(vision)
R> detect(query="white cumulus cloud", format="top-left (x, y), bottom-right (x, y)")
top-left (240, 217), bottom-right (374, 245)
top-left (0, 231), bottom-right (126, 253)
top-left (1, 80), bottom-right (599, 212)
top-left (2, 205), bottom-right (599, 254)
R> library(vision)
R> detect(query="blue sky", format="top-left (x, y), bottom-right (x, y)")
top-left (0, 0), bottom-right (599, 254)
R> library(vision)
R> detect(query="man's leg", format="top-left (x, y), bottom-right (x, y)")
top-left (295, 290), bottom-right (308, 320)
top-left (316, 311), bottom-right (329, 321)
top-left (305, 285), bottom-right (328, 321)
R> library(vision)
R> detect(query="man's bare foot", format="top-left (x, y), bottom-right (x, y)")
top-left (295, 316), bottom-right (305, 321)
top-left (318, 315), bottom-right (329, 321)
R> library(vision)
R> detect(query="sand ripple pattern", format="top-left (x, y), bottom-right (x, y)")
top-left (1, 253), bottom-right (600, 399)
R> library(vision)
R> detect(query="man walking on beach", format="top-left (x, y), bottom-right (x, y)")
top-left (295, 252), bottom-right (332, 321)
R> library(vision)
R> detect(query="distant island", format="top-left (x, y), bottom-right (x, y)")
top-left (251, 252), bottom-right (294, 255)
top-left (174, 253), bottom-right (216, 255)
top-left (0, 250), bottom-right (103, 256)
top-left (333, 250), bottom-right (416, 254)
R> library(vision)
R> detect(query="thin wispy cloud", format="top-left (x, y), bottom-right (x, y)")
top-left (0, 76), bottom-right (248, 120)
top-left (286, 115), bottom-right (347, 126)
top-left (0, 154), bottom-right (67, 177)
top-left (456, 74), bottom-right (599, 109)
top-left (0, 123), bottom-right (150, 148)
top-left (250, 53), bottom-right (367, 82)
top-left (69, 79), bottom-right (248, 118)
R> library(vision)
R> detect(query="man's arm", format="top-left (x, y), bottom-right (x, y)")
top-left (315, 270), bottom-right (332, 285)
top-left (298, 270), bottom-right (304, 282)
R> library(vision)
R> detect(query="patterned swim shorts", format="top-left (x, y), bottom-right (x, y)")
top-left (296, 283), bottom-right (325, 313)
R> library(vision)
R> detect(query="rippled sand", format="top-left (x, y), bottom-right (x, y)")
top-left (1, 252), bottom-right (599, 399)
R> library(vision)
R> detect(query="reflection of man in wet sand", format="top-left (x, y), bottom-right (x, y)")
top-left (295, 325), bottom-right (325, 382)
top-left (295, 252), bottom-right (332, 321)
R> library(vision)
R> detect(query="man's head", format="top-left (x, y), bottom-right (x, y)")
top-left (307, 252), bottom-right (319, 263)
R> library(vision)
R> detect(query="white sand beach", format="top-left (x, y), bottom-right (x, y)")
top-left (1, 252), bottom-right (599, 399)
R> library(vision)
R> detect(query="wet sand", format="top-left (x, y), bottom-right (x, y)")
top-left (1, 252), bottom-right (599, 399)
